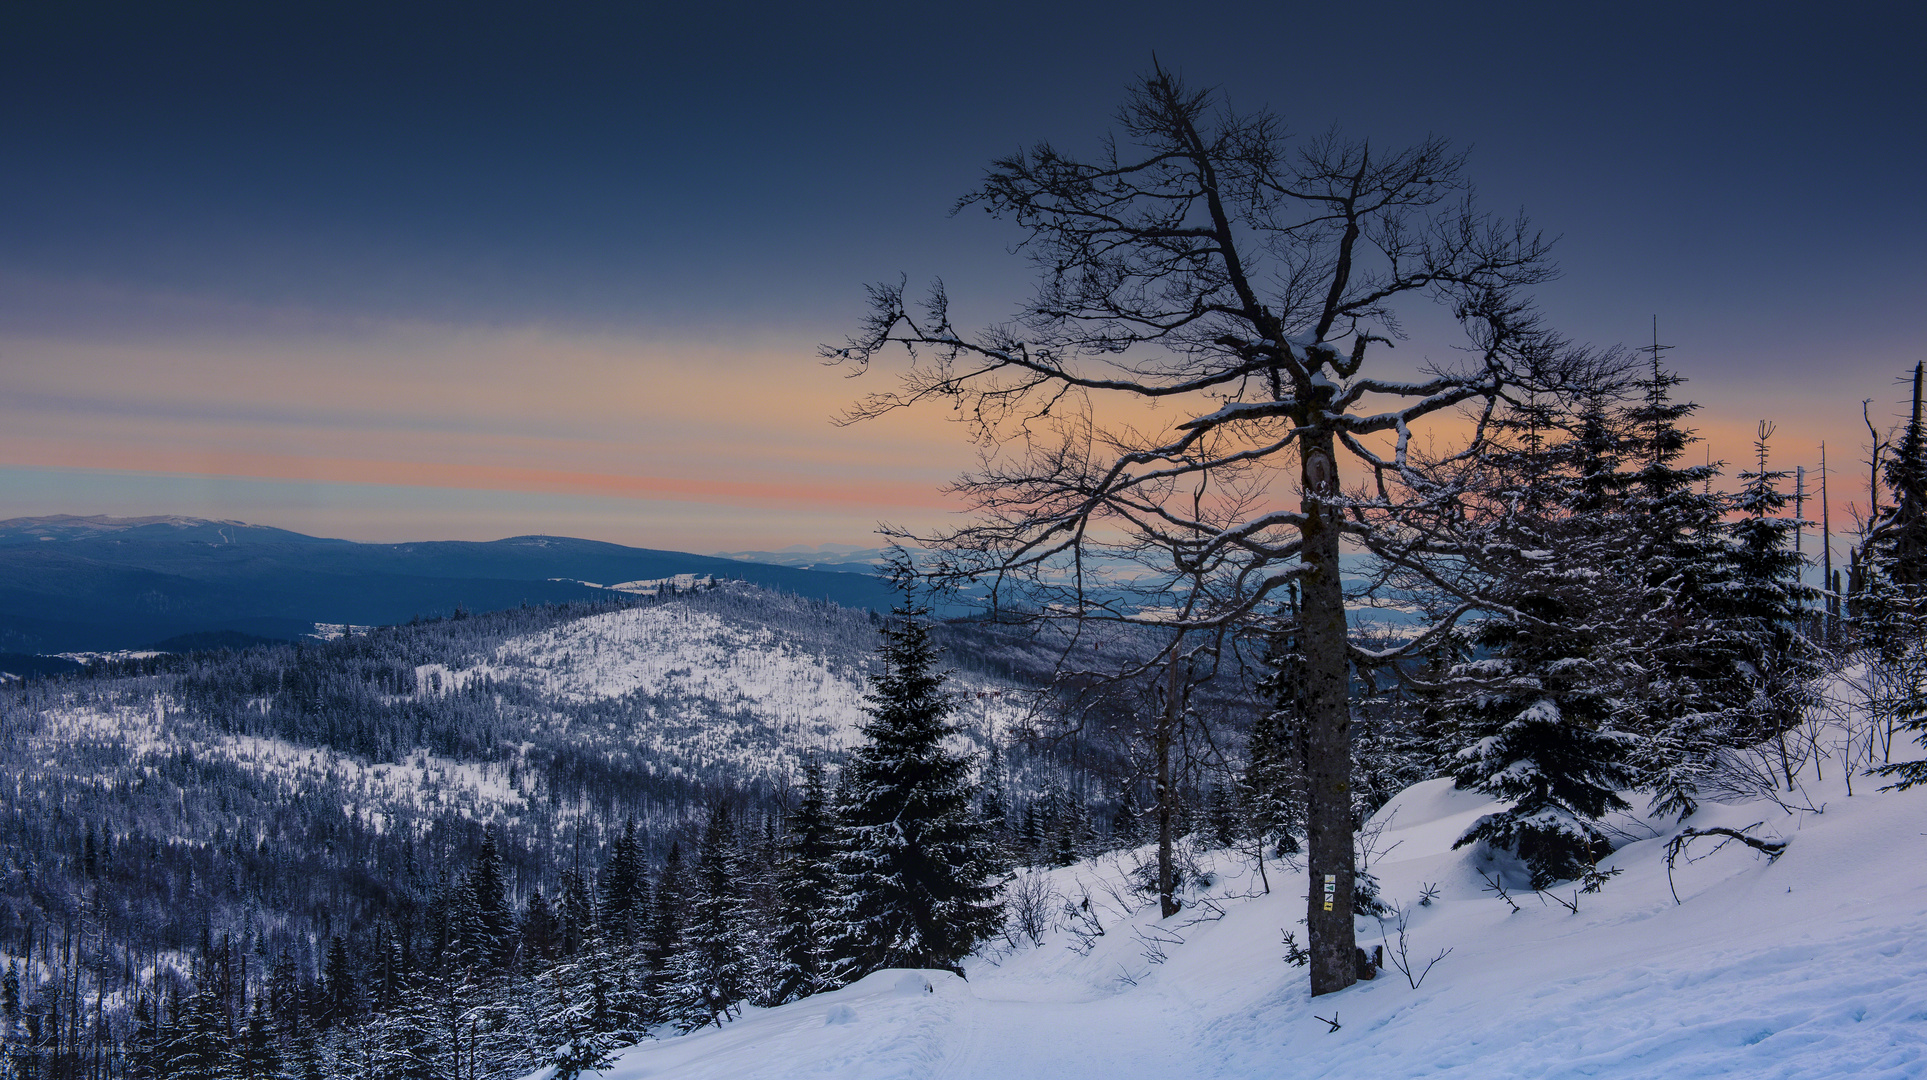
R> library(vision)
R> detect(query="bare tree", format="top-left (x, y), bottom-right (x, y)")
top-left (827, 66), bottom-right (1556, 996)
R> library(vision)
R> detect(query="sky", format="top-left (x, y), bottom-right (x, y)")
top-left (2, 1), bottom-right (1922, 553)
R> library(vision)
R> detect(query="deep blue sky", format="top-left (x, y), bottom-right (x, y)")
top-left (2, 1), bottom-right (1922, 548)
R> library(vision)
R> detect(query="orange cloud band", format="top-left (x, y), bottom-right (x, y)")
top-left (0, 442), bottom-right (952, 512)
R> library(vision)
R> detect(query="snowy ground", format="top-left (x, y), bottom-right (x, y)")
top-left (542, 750), bottom-right (1927, 1079)
top-left (448, 604), bottom-right (1025, 766)
top-left (480, 606), bottom-right (871, 723)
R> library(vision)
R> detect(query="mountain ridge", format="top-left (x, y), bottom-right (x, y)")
top-left (0, 515), bottom-right (897, 652)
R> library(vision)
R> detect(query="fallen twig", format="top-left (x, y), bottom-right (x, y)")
top-left (1664, 822), bottom-right (1788, 904)
top-left (1477, 868), bottom-right (1521, 913)
top-left (1381, 911), bottom-right (1452, 989)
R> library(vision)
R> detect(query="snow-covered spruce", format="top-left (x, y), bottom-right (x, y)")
top-left (826, 603), bottom-right (1003, 980)
top-left (1451, 698), bottom-right (1635, 889)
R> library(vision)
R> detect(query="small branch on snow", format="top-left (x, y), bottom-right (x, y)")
top-left (1477, 868), bottom-right (1521, 913)
top-left (1175, 897), bottom-right (1229, 930)
top-left (1281, 929), bottom-right (1310, 967)
top-left (1663, 823), bottom-right (1788, 905)
top-left (1381, 911), bottom-right (1452, 989)
top-left (1134, 924), bottom-right (1185, 965)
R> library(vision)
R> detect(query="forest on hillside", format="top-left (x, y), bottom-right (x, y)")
top-left (0, 578), bottom-right (1272, 1078)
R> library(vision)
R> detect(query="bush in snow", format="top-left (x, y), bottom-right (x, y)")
top-left (1453, 698), bottom-right (1636, 889)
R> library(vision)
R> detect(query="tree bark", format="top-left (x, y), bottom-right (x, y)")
top-left (1156, 647), bottom-right (1182, 919)
top-left (1300, 428), bottom-right (1358, 996)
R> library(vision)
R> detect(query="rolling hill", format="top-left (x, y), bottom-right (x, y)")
top-left (0, 515), bottom-right (898, 652)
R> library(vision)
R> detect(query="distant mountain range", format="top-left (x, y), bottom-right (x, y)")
top-left (710, 542), bottom-right (889, 570)
top-left (0, 515), bottom-right (897, 653)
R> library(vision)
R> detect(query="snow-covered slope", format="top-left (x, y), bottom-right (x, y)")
top-left (22, 591), bottom-right (1036, 836)
top-left (551, 753), bottom-right (1927, 1079)
top-left (477, 605), bottom-right (873, 732)
top-left (432, 602), bottom-right (1026, 783)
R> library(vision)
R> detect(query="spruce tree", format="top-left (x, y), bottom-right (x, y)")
top-left (368, 977), bottom-right (441, 1080)
top-left (1, 961), bottom-right (17, 1036)
top-left (266, 949), bottom-right (301, 1045)
top-left (1872, 670), bottom-right (1927, 791)
top-left (535, 898), bottom-right (647, 1074)
top-left (468, 827), bottom-right (514, 972)
top-left (1438, 373), bottom-right (1641, 887)
top-left (531, 955), bottom-right (619, 1080)
top-left (1246, 609), bottom-right (1308, 857)
top-left (1452, 697), bottom-right (1638, 889)
top-left (233, 999), bottom-right (281, 1080)
top-left (1614, 353), bottom-right (1746, 819)
top-left (598, 818), bottom-right (646, 946)
top-left (1048, 786), bottom-right (1089, 867)
top-left (1110, 781), bottom-right (1149, 849)
top-left (164, 983), bottom-right (233, 1078)
top-left (975, 743), bottom-right (1014, 864)
top-left (424, 869), bottom-right (458, 969)
top-left (519, 888), bottom-right (559, 973)
top-left (556, 870), bottom-right (595, 960)
top-left (829, 603), bottom-right (1002, 978)
top-left (1444, 519), bottom-right (1641, 888)
top-left (127, 992), bottom-right (163, 1080)
top-left (1863, 362), bottom-right (1927, 594)
top-left (1726, 423), bottom-right (1821, 757)
top-left (1204, 783), bottom-right (1240, 849)
top-left (663, 801), bottom-right (752, 1031)
top-left (735, 811), bottom-right (786, 1008)
top-left (769, 756), bottom-right (839, 1004)
top-left (445, 880), bottom-right (486, 976)
top-left (319, 937), bottom-right (356, 1031)
top-left (1864, 363), bottom-right (1927, 789)
top-left (1016, 801), bottom-right (1045, 867)
top-left (288, 1025), bottom-right (325, 1080)
top-left (641, 843), bottom-right (686, 998)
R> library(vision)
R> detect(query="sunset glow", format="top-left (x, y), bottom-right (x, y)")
top-left (2, 4), bottom-right (1920, 552)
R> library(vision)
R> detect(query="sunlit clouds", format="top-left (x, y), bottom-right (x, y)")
top-left (0, 286), bottom-right (1907, 551)
top-left (0, 305), bottom-right (978, 547)
top-left (0, 5), bottom-right (1920, 550)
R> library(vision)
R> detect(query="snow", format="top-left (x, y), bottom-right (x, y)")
top-left (17, 597), bottom-right (1031, 840)
top-left (451, 605), bottom-right (1025, 769)
top-left (544, 750), bottom-right (1927, 1079)
top-left (481, 607), bottom-right (867, 723)
top-left (604, 574), bottom-right (718, 595)
top-left (212, 736), bottom-right (535, 828)
top-left (31, 703), bottom-right (539, 828)
top-left (545, 574), bottom-right (720, 594)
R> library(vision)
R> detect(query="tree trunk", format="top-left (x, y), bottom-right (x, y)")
top-left (1156, 648), bottom-right (1181, 919)
top-left (1300, 428), bottom-right (1357, 996)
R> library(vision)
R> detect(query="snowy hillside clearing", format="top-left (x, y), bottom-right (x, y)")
top-left (480, 606), bottom-right (871, 721)
top-left (446, 604), bottom-right (1026, 753)
top-left (31, 701), bottom-right (539, 828)
top-left (545, 756), bottom-right (1927, 1079)
top-left (15, 595), bottom-right (1038, 844)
